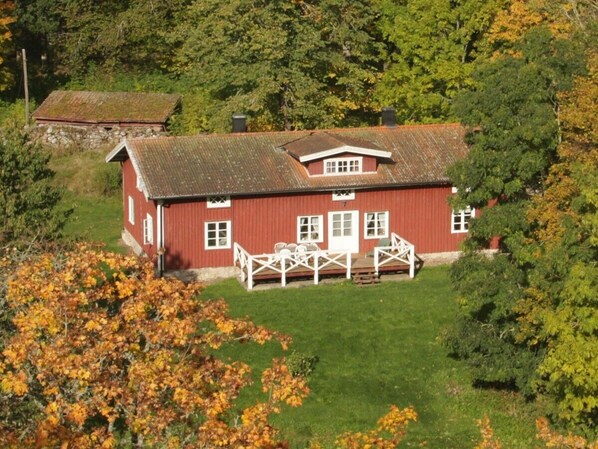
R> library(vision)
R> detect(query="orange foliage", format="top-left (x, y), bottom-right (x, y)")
top-left (487, 0), bottom-right (577, 55)
top-left (536, 418), bottom-right (598, 449)
top-left (333, 405), bottom-right (417, 449)
top-left (0, 245), bottom-right (308, 448)
top-left (474, 417), bottom-right (503, 449)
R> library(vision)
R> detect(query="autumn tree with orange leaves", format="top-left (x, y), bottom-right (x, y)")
top-left (0, 245), bottom-right (309, 448)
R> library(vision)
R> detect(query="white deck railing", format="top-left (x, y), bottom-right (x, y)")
top-left (233, 243), bottom-right (351, 290)
top-left (374, 232), bottom-right (415, 278)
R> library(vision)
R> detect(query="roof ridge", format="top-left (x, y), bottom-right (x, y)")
top-left (125, 122), bottom-right (464, 142)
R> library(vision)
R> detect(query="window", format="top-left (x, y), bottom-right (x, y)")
top-left (136, 175), bottom-right (143, 191)
top-left (324, 157), bottom-right (362, 175)
top-left (297, 215), bottom-right (323, 243)
top-left (128, 196), bottom-right (135, 225)
top-left (332, 189), bottom-right (355, 201)
top-left (364, 212), bottom-right (388, 239)
top-left (207, 195), bottom-right (231, 208)
top-left (205, 221), bottom-right (231, 249)
top-left (452, 207), bottom-right (474, 233)
top-left (143, 214), bottom-right (154, 245)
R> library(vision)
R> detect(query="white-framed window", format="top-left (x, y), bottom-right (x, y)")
top-left (128, 196), bottom-right (135, 225)
top-left (297, 215), bottom-right (323, 243)
top-left (451, 207), bottom-right (475, 233)
top-left (143, 213), bottom-right (154, 245)
top-left (207, 195), bottom-right (231, 208)
top-left (364, 211), bottom-right (389, 239)
top-left (332, 189), bottom-right (356, 201)
top-left (136, 175), bottom-right (143, 191)
top-left (205, 221), bottom-right (231, 249)
top-left (324, 157), bottom-right (362, 175)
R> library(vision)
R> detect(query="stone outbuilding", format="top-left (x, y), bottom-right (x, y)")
top-left (33, 90), bottom-right (181, 131)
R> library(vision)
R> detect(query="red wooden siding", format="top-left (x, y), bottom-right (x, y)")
top-left (122, 160), bottom-right (158, 258)
top-left (162, 186), bottom-right (468, 270)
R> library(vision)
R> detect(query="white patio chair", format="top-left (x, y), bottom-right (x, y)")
top-left (274, 242), bottom-right (287, 252)
top-left (279, 248), bottom-right (292, 259)
top-left (286, 243), bottom-right (298, 252)
top-left (295, 244), bottom-right (307, 260)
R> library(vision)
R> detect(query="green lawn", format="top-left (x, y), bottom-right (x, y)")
top-left (61, 191), bottom-right (124, 252)
top-left (49, 149), bottom-right (125, 252)
top-left (201, 269), bottom-right (539, 449)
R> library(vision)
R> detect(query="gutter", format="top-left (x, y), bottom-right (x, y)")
top-left (147, 181), bottom-right (454, 202)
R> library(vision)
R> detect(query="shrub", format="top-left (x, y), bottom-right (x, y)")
top-left (92, 163), bottom-right (121, 196)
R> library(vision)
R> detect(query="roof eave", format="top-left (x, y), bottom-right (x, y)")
top-left (106, 140), bottom-right (129, 162)
top-left (149, 180), bottom-right (452, 202)
top-left (298, 145), bottom-right (392, 162)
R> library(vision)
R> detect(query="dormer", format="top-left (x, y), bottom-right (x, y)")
top-left (283, 132), bottom-right (392, 176)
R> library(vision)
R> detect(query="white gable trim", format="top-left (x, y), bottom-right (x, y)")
top-left (106, 139), bottom-right (150, 199)
top-left (298, 145), bottom-right (391, 163)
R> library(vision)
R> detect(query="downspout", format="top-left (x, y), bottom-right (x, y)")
top-left (156, 201), bottom-right (165, 277)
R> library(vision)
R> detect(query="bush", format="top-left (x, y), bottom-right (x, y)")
top-left (92, 163), bottom-right (121, 196)
top-left (286, 351), bottom-right (319, 378)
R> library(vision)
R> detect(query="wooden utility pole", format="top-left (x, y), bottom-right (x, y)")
top-left (22, 49), bottom-right (29, 127)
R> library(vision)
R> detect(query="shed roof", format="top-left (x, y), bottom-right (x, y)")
top-left (106, 124), bottom-right (468, 200)
top-left (33, 90), bottom-right (181, 126)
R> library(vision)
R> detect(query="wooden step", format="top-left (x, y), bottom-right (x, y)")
top-left (352, 270), bottom-right (380, 286)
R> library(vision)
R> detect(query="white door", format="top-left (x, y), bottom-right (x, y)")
top-left (328, 211), bottom-right (359, 253)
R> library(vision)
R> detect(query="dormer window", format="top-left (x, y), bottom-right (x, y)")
top-left (207, 195), bottom-right (231, 208)
top-left (324, 157), bottom-right (362, 175)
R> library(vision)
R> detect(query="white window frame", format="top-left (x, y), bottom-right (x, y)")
top-left (143, 213), bottom-right (154, 245)
top-left (204, 221), bottom-right (232, 249)
top-left (324, 157), bottom-right (363, 175)
top-left (451, 207), bottom-right (475, 233)
top-left (128, 196), bottom-right (135, 225)
top-left (136, 175), bottom-right (143, 191)
top-left (364, 211), bottom-right (389, 239)
top-left (332, 189), bottom-right (356, 201)
top-left (207, 195), bottom-right (231, 209)
top-left (297, 215), bottom-right (324, 243)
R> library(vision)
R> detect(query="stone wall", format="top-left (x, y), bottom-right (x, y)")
top-left (31, 124), bottom-right (167, 151)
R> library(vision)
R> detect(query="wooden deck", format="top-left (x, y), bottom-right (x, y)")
top-left (247, 255), bottom-right (410, 281)
top-left (233, 233), bottom-right (416, 290)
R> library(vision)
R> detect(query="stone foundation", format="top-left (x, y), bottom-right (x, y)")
top-left (31, 124), bottom-right (167, 151)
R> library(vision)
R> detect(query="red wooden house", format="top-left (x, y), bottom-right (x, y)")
top-left (107, 114), bottom-right (475, 287)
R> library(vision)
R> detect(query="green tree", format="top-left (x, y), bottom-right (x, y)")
top-left (374, 0), bottom-right (501, 123)
top-left (444, 27), bottom-right (585, 395)
top-left (0, 122), bottom-right (68, 245)
top-left (14, 0), bottom-right (185, 79)
top-left (517, 51), bottom-right (598, 431)
top-left (169, 0), bottom-right (381, 131)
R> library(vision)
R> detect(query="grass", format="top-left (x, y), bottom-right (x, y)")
top-left (201, 269), bottom-right (539, 449)
top-left (49, 148), bottom-right (125, 252)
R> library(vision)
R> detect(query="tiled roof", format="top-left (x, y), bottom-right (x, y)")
top-left (106, 124), bottom-right (468, 199)
top-left (33, 90), bottom-right (180, 125)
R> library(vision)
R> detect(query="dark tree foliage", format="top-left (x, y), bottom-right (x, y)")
top-left (444, 27), bottom-right (585, 396)
top-left (0, 122), bottom-right (68, 245)
top-left (170, 0), bottom-right (382, 131)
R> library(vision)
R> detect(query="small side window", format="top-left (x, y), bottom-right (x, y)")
top-left (143, 214), bottom-right (154, 244)
top-left (128, 196), bottom-right (135, 225)
top-left (207, 195), bottom-right (231, 208)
